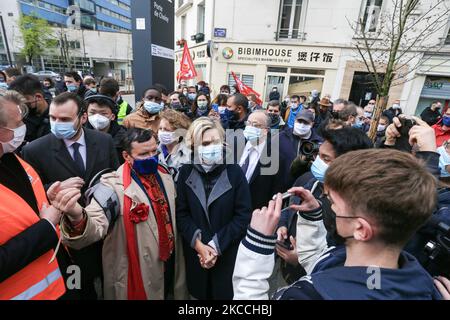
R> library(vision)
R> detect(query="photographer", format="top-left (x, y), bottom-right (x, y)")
top-left (279, 110), bottom-right (322, 186)
top-left (383, 116), bottom-right (450, 279)
top-left (276, 128), bottom-right (372, 280)
top-left (383, 116), bottom-right (440, 178)
top-left (233, 148), bottom-right (442, 300)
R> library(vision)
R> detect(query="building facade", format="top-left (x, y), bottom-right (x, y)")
top-left (0, 0), bottom-right (132, 81)
top-left (174, 0), bottom-right (450, 114)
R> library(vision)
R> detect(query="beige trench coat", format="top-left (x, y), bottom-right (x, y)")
top-left (61, 164), bottom-right (188, 300)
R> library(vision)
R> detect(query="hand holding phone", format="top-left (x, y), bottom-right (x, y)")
top-left (287, 187), bottom-right (320, 213)
top-left (273, 192), bottom-right (292, 209)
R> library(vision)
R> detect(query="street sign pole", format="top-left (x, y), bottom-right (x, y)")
top-left (131, 0), bottom-right (175, 101)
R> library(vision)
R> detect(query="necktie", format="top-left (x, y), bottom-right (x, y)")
top-left (241, 147), bottom-right (255, 176)
top-left (72, 142), bottom-right (85, 175)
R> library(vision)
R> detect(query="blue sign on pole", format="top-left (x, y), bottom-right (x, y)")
top-left (214, 28), bottom-right (227, 38)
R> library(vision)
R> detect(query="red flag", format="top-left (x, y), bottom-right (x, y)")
top-left (177, 43), bottom-right (197, 83)
top-left (231, 71), bottom-right (262, 105)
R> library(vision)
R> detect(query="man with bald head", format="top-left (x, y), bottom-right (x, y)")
top-left (239, 110), bottom-right (288, 210)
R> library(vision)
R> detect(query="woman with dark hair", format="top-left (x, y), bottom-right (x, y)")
top-left (191, 93), bottom-right (211, 120)
top-left (209, 94), bottom-right (229, 121)
top-left (168, 91), bottom-right (191, 116)
top-left (219, 85), bottom-right (230, 95)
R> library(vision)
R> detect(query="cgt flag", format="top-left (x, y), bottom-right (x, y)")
top-left (176, 43), bottom-right (197, 83)
top-left (231, 71), bottom-right (263, 105)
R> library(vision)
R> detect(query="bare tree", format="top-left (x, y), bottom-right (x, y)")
top-left (348, 0), bottom-right (450, 140)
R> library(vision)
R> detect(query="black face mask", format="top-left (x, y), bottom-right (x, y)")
top-left (225, 108), bottom-right (240, 122)
top-left (321, 200), bottom-right (354, 246)
top-left (331, 110), bottom-right (341, 120)
top-left (268, 113), bottom-right (280, 127)
top-left (171, 102), bottom-right (187, 112)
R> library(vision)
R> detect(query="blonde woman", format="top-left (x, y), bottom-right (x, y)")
top-left (158, 109), bottom-right (192, 179)
top-left (176, 117), bottom-right (252, 299)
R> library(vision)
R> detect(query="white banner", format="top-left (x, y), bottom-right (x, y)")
top-left (151, 44), bottom-right (174, 60)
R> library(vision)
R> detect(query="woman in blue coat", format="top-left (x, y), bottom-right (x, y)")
top-left (176, 117), bottom-right (252, 300)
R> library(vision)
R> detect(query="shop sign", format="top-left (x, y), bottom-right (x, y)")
top-left (217, 43), bottom-right (340, 69)
top-left (421, 77), bottom-right (450, 99)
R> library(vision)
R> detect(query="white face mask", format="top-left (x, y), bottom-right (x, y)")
top-left (377, 124), bottom-right (386, 132)
top-left (1, 124), bottom-right (26, 154)
top-left (88, 114), bottom-right (111, 130)
top-left (198, 144), bottom-right (223, 165)
top-left (294, 122), bottom-right (312, 137)
top-left (158, 130), bottom-right (176, 145)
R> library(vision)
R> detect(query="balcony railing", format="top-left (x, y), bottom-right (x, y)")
top-left (276, 29), bottom-right (306, 41)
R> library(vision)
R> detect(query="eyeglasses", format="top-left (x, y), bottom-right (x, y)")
top-left (245, 121), bottom-right (266, 129)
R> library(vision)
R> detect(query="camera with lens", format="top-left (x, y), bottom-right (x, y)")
top-left (423, 220), bottom-right (450, 278)
top-left (406, 187), bottom-right (450, 278)
top-left (290, 141), bottom-right (320, 180)
top-left (300, 141), bottom-right (320, 156)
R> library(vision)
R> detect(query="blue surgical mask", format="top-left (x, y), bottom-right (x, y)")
top-left (353, 119), bottom-right (364, 129)
top-left (443, 116), bottom-right (450, 127)
top-left (311, 155), bottom-right (329, 183)
top-left (243, 125), bottom-right (262, 142)
top-left (67, 84), bottom-right (78, 92)
top-left (0, 82), bottom-right (8, 90)
top-left (188, 93), bottom-right (196, 101)
top-left (364, 112), bottom-right (372, 118)
top-left (144, 101), bottom-right (163, 114)
top-left (50, 120), bottom-right (78, 140)
top-left (132, 155), bottom-right (159, 175)
top-left (198, 144), bottom-right (223, 165)
top-left (90, 88), bottom-right (97, 93)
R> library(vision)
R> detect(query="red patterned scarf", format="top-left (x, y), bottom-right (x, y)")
top-left (123, 163), bottom-right (147, 300)
top-left (122, 163), bottom-right (174, 300)
top-left (139, 174), bottom-right (174, 262)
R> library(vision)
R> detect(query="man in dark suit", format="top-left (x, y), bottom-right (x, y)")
top-left (22, 92), bottom-right (119, 300)
top-left (238, 110), bottom-right (289, 210)
top-left (22, 92), bottom-right (120, 191)
top-left (8, 74), bottom-right (51, 143)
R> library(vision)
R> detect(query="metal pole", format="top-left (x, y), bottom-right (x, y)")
top-left (0, 14), bottom-right (13, 66)
top-left (81, 28), bottom-right (87, 74)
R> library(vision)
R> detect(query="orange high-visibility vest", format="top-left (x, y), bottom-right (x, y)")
top-left (0, 156), bottom-right (66, 300)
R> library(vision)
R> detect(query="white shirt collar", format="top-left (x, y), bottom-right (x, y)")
top-left (64, 129), bottom-right (86, 148)
top-left (243, 138), bottom-right (266, 156)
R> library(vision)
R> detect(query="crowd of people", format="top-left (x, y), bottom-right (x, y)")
top-left (0, 70), bottom-right (450, 300)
